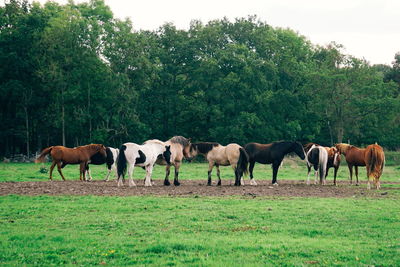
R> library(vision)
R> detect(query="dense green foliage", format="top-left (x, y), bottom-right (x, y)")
top-left (1, 195), bottom-right (399, 266)
top-left (1, 0), bottom-right (399, 157)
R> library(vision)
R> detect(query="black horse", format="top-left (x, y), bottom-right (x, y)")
top-left (85, 147), bottom-right (119, 181)
top-left (244, 141), bottom-right (305, 185)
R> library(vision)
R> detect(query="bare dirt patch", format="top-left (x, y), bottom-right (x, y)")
top-left (0, 180), bottom-right (398, 198)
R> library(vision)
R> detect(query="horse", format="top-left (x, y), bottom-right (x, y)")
top-left (244, 141), bottom-right (305, 185)
top-left (336, 143), bottom-right (385, 189)
top-left (35, 144), bottom-right (106, 181)
top-left (304, 143), bottom-right (341, 185)
top-left (365, 144), bottom-right (385, 189)
top-left (85, 147), bottom-right (119, 181)
top-left (335, 143), bottom-right (366, 185)
top-left (326, 146), bottom-right (341, 185)
top-left (116, 139), bottom-right (171, 187)
top-left (155, 136), bottom-right (191, 186)
top-left (305, 144), bottom-right (329, 185)
top-left (184, 142), bottom-right (248, 186)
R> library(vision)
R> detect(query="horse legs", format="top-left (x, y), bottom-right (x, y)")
top-left (49, 161), bottom-right (56, 180)
top-left (144, 165), bottom-right (153, 187)
top-left (127, 164), bottom-right (136, 187)
top-left (216, 164), bottom-right (221, 186)
top-left (234, 168), bottom-right (241, 186)
top-left (104, 166), bottom-right (112, 181)
top-left (249, 161), bottom-right (257, 185)
top-left (333, 167), bottom-right (338, 186)
top-left (207, 162), bottom-right (214, 186)
top-left (272, 161), bottom-right (281, 185)
top-left (173, 162), bottom-right (181, 186)
top-left (164, 165), bottom-right (171, 186)
top-left (85, 164), bottom-right (93, 181)
top-left (57, 162), bottom-right (66, 181)
top-left (355, 166), bottom-right (359, 186)
top-left (79, 162), bottom-right (87, 181)
top-left (306, 163), bottom-right (311, 185)
top-left (348, 164), bottom-right (353, 184)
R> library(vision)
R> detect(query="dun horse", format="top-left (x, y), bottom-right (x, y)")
top-left (305, 144), bottom-right (329, 185)
top-left (117, 140), bottom-right (171, 187)
top-left (336, 143), bottom-right (384, 189)
top-left (35, 144), bottom-right (106, 181)
top-left (244, 141), bottom-right (305, 185)
top-left (156, 136), bottom-right (191, 186)
top-left (85, 147), bottom-right (119, 181)
top-left (184, 142), bottom-right (248, 186)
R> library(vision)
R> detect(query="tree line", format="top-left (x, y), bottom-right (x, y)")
top-left (1, 0), bottom-right (399, 157)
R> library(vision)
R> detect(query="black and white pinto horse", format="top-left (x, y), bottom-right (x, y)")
top-left (306, 144), bottom-right (329, 185)
top-left (117, 140), bottom-right (171, 187)
top-left (85, 147), bottom-right (119, 181)
top-left (184, 142), bottom-right (249, 186)
top-left (244, 141), bottom-right (306, 185)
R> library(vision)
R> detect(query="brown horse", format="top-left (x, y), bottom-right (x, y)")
top-left (35, 144), bottom-right (106, 181)
top-left (365, 144), bottom-right (385, 189)
top-left (156, 136), bottom-right (191, 186)
top-left (335, 143), bottom-right (366, 185)
top-left (335, 143), bottom-right (385, 188)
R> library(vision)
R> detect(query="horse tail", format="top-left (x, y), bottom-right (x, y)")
top-left (35, 146), bottom-right (53, 163)
top-left (237, 147), bottom-right (249, 176)
top-left (368, 146), bottom-right (385, 179)
top-left (117, 145), bottom-right (127, 179)
top-left (318, 147), bottom-right (328, 182)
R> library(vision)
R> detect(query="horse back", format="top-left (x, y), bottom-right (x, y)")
top-left (346, 147), bottom-right (366, 166)
top-left (244, 142), bottom-right (273, 164)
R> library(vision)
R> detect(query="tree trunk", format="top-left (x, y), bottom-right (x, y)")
top-left (24, 106), bottom-right (30, 156)
top-left (88, 85), bottom-right (92, 141)
top-left (61, 87), bottom-right (66, 146)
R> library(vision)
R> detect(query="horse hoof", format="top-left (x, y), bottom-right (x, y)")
top-left (355, 183), bottom-right (359, 186)
top-left (164, 180), bottom-right (171, 186)
top-left (207, 183), bottom-right (212, 186)
top-left (174, 181), bottom-right (180, 186)
top-left (217, 182), bottom-right (221, 186)
top-left (273, 183), bottom-right (279, 186)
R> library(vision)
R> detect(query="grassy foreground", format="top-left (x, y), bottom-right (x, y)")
top-left (0, 195), bottom-right (399, 266)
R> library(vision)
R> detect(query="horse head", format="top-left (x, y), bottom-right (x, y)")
top-left (293, 141), bottom-right (306, 160)
top-left (335, 143), bottom-right (351, 155)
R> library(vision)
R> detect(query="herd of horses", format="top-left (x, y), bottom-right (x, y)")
top-left (35, 136), bottom-right (385, 190)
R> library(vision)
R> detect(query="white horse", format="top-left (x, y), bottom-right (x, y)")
top-left (116, 139), bottom-right (171, 187)
top-left (306, 144), bottom-right (328, 185)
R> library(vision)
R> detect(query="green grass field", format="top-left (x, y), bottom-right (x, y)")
top-left (1, 160), bottom-right (399, 266)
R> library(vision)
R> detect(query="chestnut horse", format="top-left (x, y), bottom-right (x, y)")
top-left (35, 144), bottom-right (106, 181)
top-left (304, 143), bottom-right (341, 185)
top-left (244, 141), bottom-right (305, 185)
top-left (335, 143), bottom-right (385, 188)
top-left (184, 142), bottom-right (248, 186)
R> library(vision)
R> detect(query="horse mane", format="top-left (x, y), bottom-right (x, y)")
top-left (192, 142), bottom-right (219, 154)
top-left (169, 136), bottom-right (190, 147)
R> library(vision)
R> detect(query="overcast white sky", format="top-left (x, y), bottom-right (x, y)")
top-left (20, 0), bottom-right (400, 65)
